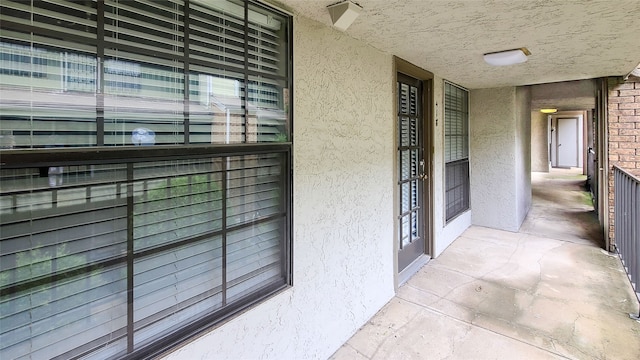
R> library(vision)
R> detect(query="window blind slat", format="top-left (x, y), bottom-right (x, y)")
top-left (1, 1), bottom-right (290, 358)
top-left (445, 82), bottom-right (470, 221)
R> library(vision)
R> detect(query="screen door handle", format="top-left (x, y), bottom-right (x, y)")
top-left (419, 159), bottom-right (427, 180)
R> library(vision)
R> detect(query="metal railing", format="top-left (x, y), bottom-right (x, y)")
top-left (613, 165), bottom-right (640, 319)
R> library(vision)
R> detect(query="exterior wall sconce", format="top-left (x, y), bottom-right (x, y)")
top-left (483, 48), bottom-right (530, 66)
top-left (327, 1), bottom-right (362, 31)
top-left (540, 108), bottom-right (558, 114)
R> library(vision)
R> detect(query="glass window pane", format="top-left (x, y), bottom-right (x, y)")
top-left (226, 153), bottom-right (284, 227)
top-left (247, 2), bottom-right (289, 79)
top-left (189, 70), bottom-right (246, 144)
top-left (133, 159), bottom-right (224, 252)
top-left (227, 218), bottom-right (285, 303)
top-left (401, 215), bottom-right (411, 248)
top-left (445, 82), bottom-right (470, 221)
top-left (190, 0), bottom-right (246, 71)
top-left (1, 0), bottom-right (292, 357)
top-left (133, 236), bottom-right (223, 347)
top-left (104, 60), bottom-right (185, 146)
top-left (1, 165), bottom-right (128, 359)
top-left (0, 42), bottom-right (98, 149)
top-left (247, 76), bottom-right (289, 143)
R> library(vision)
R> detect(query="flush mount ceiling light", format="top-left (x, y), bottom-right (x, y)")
top-left (327, 1), bottom-right (362, 31)
top-left (483, 48), bottom-right (531, 66)
top-left (540, 108), bottom-right (558, 114)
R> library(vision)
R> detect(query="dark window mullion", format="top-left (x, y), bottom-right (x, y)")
top-left (97, 0), bottom-right (105, 146)
top-left (184, 0), bottom-right (190, 144)
top-left (126, 163), bottom-right (134, 353)
top-left (243, 2), bottom-right (250, 143)
top-left (222, 157), bottom-right (228, 306)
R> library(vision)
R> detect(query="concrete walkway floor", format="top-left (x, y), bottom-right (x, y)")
top-left (332, 169), bottom-right (640, 360)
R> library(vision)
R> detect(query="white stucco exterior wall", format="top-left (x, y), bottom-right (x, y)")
top-left (515, 87), bottom-right (532, 227)
top-left (432, 77), bottom-right (471, 256)
top-left (469, 87), bottom-right (531, 232)
top-left (531, 111), bottom-right (550, 172)
top-left (161, 15), bottom-right (396, 360)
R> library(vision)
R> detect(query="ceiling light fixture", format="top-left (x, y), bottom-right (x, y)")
top-left (483, 48), bottom-right (531, 66)
top-left (540, 108), bottom-right (558, 114)
top-left (327, 1), bottom-right (362, 31)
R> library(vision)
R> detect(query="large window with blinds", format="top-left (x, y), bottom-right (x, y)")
top-left (444, 81), bottom-right (470, 222)
top-left (0, 1), bottom-right (292, 359)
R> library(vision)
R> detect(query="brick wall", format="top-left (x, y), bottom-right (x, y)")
top-left (607, 76), bottom-right (640, 247)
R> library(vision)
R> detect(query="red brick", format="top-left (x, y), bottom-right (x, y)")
top-left (609, 135), bottom-right (635, 142)
top-left (636, 95), bottom-right (640, 102)
top-left (614, 161), bottom-right (636, 168)
top-left (620, 155), bottom-right (640, 162)
top-left (610, 141), bottom-right (619, 148)
top-left (637, 109), bottom-right (640, 116)
top-left (608, 95), bottom-right (636, 104)
top-left (610, 109), bottom-right (636, 116)
top-left (636, 82), bottom-right (640, 89)
top-left (619, 128), bottom-right (640, 135)
top-left (609, 154), bottom-right (619, 161)
top-left (619, 89), bottom-right (640, 96)
top-left (610, 122), bottom-right (635, 129)
top-left (608, 103), bottom-right (619, 110)
top-left (609, 96), bottom-right (635, 104)
top-left (611, 148), bottom-right (635, 155)
top-left (619, 102), bottom-right (640, 109)
top-left (611, 81), bottom-right (635, 90)
top-left (636, 122), bottom-right (640, 129)
top-left (618, 115), bottom-right (640, 122)
top-left (619, 142), bottom-right (638, 149)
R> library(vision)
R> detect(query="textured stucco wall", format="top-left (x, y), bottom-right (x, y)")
top-left (470, 87), bottom-right (521, 232)
top-left (433, 77), bottom-right (472, 256)
top-left (161, 15), bottom-right (396, 360)
top-left (531, 79), bottom-right (596, 111)
top-left (531, 111), bottom-right (549, 172)
top-left (515, 87), bottom-right (532, 227)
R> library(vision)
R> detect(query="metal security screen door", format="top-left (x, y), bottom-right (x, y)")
top-left (397, 73), bottom-right (425, 271)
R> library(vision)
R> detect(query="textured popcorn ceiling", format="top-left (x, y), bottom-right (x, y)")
top-left (276, 0), bottom-right (640, 89)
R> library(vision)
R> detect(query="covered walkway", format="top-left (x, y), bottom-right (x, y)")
top-left (332, 169), bottom-right (640, 359)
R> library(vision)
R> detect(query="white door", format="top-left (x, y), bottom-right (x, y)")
top-left (557, 117), bottom-right (578, 167)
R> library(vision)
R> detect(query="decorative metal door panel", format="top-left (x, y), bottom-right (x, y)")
top-left (397, 73), bottom-right (425, 271)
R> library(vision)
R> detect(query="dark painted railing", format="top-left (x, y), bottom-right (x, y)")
top-left (613, 165), bottom-right (640, 318)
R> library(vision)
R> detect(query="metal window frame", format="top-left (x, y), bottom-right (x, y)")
top-left (0, 0), bottom-right (293, 358)
top-left (443, 80), bottom-right (470, 222)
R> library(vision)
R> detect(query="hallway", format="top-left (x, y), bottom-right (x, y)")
top-left (332, 169), bottom-right (640, 360)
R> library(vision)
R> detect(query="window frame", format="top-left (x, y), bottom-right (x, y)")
top-left (0, 0), bottom-right (293, 358)
top-left (444, 81), bottom-right (470, 222)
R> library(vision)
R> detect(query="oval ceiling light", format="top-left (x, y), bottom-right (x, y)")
top-left (484, 48), bottom-right (531, 66)
top-left (540, 108), bottom-right (558, 114)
